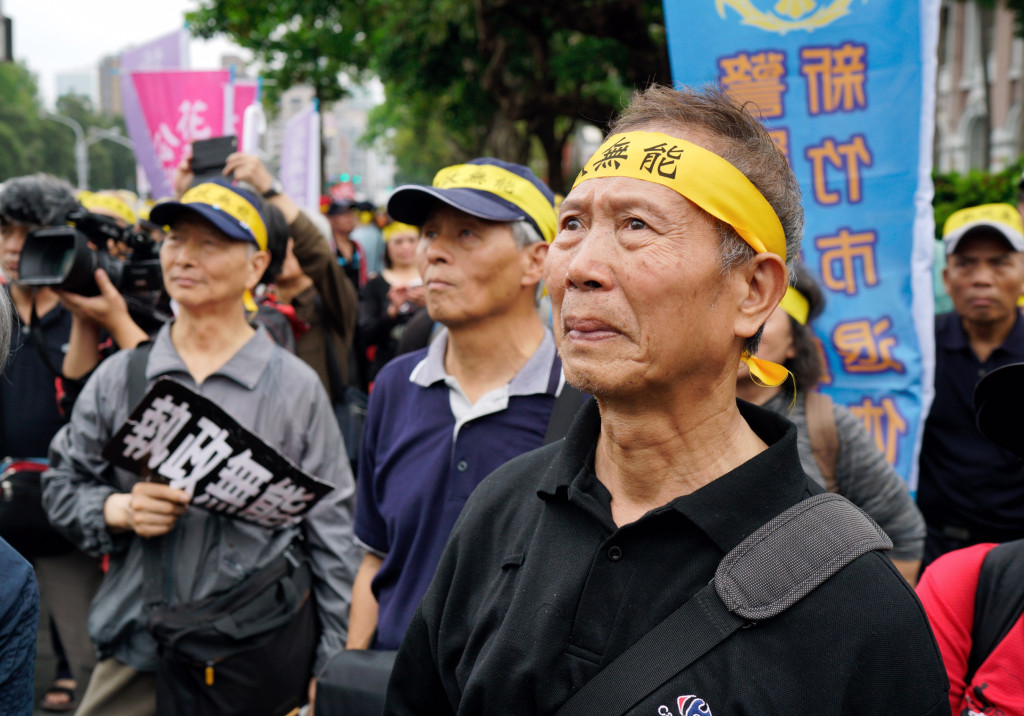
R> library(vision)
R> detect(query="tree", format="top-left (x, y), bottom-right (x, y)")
top-left (932, 156), bottom-right (1024, 239)
top-left (186, 0), bottom-right (669, 193)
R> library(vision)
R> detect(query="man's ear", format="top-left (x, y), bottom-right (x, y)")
top-left (734, 253), bottom-right (788, 341)
top-left (246, 249), bottom-right (272, 291)
top-left (520, 241), bottom-right (549, 288)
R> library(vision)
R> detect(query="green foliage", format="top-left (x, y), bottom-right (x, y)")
top-left (0, 63), bottom-right (135, 190)
top-left (932, 156), bottom-right (1024, 238)
top-left (186, 0), bottom-right (669, 193)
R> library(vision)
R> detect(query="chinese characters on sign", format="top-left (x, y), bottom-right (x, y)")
top-left (103, 379), bottom-right (333, 529)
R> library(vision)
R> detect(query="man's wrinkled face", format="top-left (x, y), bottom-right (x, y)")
top-left (0, 221), bottom-right (33, 282)
top-left (943, 232), bottom-right (1024, 328)
top-left (545, 172), bottom-right (748, 399)
top-left (415, 205), bottom-right (537, 330)
top-left (160, 215), bottom-right (267, 312)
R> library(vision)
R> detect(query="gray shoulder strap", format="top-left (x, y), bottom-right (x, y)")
top-left (716, 492), bottom-right (892, 620)
top-left (556, 493), bottom-right (892, 716)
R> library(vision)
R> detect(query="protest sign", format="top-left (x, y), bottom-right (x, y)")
top-left (102, 378), bottom-right (334, 529)
top-left (664, 0), bottom-right (940, 488)
top-left (280, 102), bottom-right (322, 214)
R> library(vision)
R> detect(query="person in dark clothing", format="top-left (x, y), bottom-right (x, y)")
top-left (916, 203), bottom-right (1024, 567)
top-left (357, 221), bottom-right (426, 384)
top-left (0, 174), bottom-right (103, 713)
top-left (384, 84), bottom-right (950, 715)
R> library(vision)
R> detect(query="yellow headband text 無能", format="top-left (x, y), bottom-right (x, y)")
top-left (573, 131), bottom-right (786, 261)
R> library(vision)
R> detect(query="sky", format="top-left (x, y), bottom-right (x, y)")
top-left (3, 0), bottom-right (248, 108)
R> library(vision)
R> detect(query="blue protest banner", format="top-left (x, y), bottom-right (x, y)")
top-left (664, 0), bottom-right (940, 487)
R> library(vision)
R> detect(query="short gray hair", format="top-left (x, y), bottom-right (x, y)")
top-left (510, 219), bottom-right (543, 249)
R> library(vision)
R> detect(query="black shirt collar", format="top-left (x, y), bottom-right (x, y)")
top-left (538, 398), bottom-right (812, 554)
top-left (937, 309), bottom-right (1024, 356)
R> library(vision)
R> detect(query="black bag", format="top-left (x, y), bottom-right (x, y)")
top-left (0, 459), bottom-right (74, 558)
top-left (147, 541), bottom-right (318, 716)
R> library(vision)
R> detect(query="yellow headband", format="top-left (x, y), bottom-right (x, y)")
top-left (383, 222), bottom-right (419, 242)
top-left (779, 286), bottom-right (809, 325)
top-left (80, 191), bottom-right (137, 227)
top-left (179, 183), bottom-right (268, 251)
top-left (573, 131), bottom-right (786, 260)
top-left (433, 164), bottom-right (557, 243)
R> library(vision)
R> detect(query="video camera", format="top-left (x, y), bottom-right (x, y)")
top-left (18, 208), bottom-right (162, 297)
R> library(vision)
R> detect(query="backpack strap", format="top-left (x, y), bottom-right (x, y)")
top-left (965, 539), bottom-right (1024, 684)
top-left (127, 340), bottom-right (154, 412)
top-left (804, 391), bottom-right (840, 493)
top-left (555, 493), bottom-right (891, 716)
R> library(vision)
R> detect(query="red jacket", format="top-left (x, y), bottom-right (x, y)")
top-left (918, 543), bottom-right (1024, 716)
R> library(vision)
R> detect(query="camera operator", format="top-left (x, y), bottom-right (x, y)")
top-left (0, 173), bottom-right (104, 713)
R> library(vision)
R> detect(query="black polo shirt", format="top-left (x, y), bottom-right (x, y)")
top-left (0, 294), bottom-right (70, 458)
top-left (385, 400), bottom-right (950, 715)
top-left (917, 311), bottom-right (1024, 539)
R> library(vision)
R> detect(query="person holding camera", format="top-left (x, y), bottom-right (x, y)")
top-left (0, 173), bottom-right (105, 713)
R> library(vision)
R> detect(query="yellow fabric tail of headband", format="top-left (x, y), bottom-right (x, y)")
top-left (432, 164), bottom-right (557, 243)
top-left (573, 131), bottom-right (786, 261)
top-left (742, 353), bottom-right (791, 388)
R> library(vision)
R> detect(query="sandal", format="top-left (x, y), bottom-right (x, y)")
top-left (40, 679), bottom-right (78, 713)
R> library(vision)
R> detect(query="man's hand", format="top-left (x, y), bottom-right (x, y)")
top-left (224, 153), bottom-right (274, 196)
top-left (172, 146), bottom-right (195, 199)
top-left (57, 269), bottom-right (129, 329)
top-left (104, 481), bottom-right (190, 538)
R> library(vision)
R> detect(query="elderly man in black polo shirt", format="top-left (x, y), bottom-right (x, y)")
top-left (383, 85), bottom-right (949, 715)
top-left (917, 203), bottom-right (1024, 568)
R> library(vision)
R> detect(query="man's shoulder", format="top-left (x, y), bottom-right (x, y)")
top-left (458, 442), bottom-right (563, 521)
top-left (373, 347), bottom-right (430, 391)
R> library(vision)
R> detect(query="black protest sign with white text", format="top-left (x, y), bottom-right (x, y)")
top-left (102, 378), bottom-right (334, 529)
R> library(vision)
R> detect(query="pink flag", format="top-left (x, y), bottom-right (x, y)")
top-left (232, 80), bottom-right (259, 145)
top-left (132, 70), bottom-right (231, 191)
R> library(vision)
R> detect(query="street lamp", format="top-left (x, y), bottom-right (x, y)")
top-left (40, 114), bottom-right (135, 191)
top-left (41, 111), bottom-right (87, 191)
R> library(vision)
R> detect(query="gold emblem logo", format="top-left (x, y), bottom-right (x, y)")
top-left (714, 0), bottom-right (860, 34)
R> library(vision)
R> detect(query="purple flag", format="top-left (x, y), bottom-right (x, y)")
top-left (120, 29), bottom-right (189, 199)
top-left (279, 104), bottom-right (321, 214)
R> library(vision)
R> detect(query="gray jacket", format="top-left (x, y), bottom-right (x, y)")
top-left (43, 324), bottom-right (360, 673)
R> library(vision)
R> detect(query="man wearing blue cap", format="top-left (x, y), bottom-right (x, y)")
top-left (43, 180), bottom-right (360, 715)
top-left (346, 158), bottom-right (572, 653)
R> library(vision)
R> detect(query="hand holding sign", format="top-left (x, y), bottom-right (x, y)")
top-left (103, 379), bottom-right (334, 530)
top-left (104, 482), bottom-right (190, 538)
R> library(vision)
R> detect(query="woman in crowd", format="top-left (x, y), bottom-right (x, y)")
top-left (357, 222), bottom-right (426, 384)
top-left (735, 263), bottom-right (926, 584)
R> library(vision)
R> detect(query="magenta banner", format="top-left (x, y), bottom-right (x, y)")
top-left (120, 29), bottom-right (189, 200)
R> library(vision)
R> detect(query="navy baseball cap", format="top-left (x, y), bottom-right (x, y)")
top-left (151, 179), bottom-right (268, 251)
top-left (387, 157), bottom-right (557, 243)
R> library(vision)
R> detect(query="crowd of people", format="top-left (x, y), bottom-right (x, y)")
top-left (0, 82), bottom-right (1022, 715)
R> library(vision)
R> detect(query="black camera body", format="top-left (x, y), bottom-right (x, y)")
top-left (19, 209), bottom-right (162, 297)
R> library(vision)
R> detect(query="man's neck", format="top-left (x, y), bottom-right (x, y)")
top-left (962, 311), bottom-right (1018, 363)
top-left (9, 284), bottom-right (59, 323)
top-left (444, 308), bottom-right (546, 405)
top-left (170, 306), bottom-right (256, 384)
top-left (595, 376), bottom-right (768, 527)
top-left (735, 377), bottom-right (778, 406)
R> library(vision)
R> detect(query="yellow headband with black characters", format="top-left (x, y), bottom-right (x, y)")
top-left (180, 183), bottom-right (268, 252)
top-left (433, 164), bottom-right (557, 243)
top-left (574, 130), bottom-right (791, 387)
top-left (573, 131), bottom-right (786, 260)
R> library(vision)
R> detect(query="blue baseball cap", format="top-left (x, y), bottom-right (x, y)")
top-left (387, 157), bottom-right (557, 242)
top-left (151, 179), bottom-right (268, 251)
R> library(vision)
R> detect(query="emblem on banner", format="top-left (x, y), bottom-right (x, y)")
top-left (715, 0), bottom-right (859, 34)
